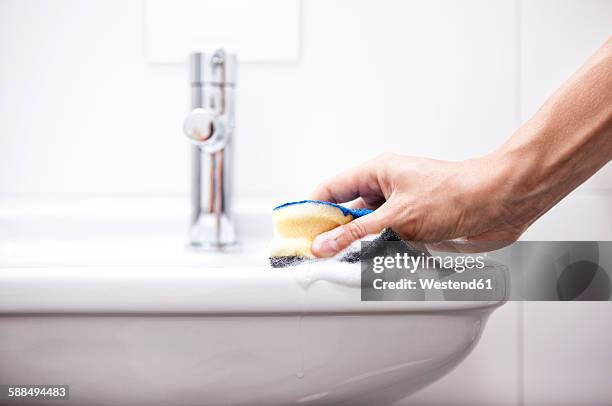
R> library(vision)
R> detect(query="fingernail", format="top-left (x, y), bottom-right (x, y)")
top-left (312, 230), bottom-right (341, 258)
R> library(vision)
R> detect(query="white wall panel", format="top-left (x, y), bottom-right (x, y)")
top-left (0, 0), bottom-right (518, 200)
top-left (144, 0), bottom-right (301, 63)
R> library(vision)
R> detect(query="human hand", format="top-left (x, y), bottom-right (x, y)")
top-left (309, 152), bottom-right (529, 257)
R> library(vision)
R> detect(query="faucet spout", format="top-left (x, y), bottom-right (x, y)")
top-left (183, 50), bottom-right (238, 249)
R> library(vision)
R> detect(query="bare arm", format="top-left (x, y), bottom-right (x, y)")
top-left (310, 37), bottom-right (612, 257)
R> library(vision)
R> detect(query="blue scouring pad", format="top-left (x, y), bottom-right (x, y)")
top-left (273, 200), bottom-right (373, 218)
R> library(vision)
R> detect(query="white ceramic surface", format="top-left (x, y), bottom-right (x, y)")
top-left (0, 200), bottom-right (505, 406)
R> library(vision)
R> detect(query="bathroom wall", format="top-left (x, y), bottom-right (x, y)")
top-left (1, 0), bottom-right (611, 405)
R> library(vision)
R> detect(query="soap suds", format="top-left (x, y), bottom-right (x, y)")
top-left (291, 259), bottom-right (362, 289)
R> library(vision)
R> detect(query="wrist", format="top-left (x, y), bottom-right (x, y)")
top-left (474, 145), bottom-right (538, 230)
top-left (487, 128), bottom-right (552, 228)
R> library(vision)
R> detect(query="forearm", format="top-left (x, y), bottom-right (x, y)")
top-left (494, 38), bottom-right (612, 226)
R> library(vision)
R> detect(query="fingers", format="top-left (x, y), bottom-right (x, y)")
top-left (345, 197), bottom-right (367, 209)
top-left (346, 196), bottom-right (386, 211)
top-left (309, 162), bottom-right (379, 204)
top-left (311, 204), bottom-right (393, 258)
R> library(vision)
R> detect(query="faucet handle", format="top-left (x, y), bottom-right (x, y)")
top-left (183, 108), bottom-right (227, 152)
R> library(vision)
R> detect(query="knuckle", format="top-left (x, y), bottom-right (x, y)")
top-left (396, 209), bottom-right (422, 240)
top-left (311, 182), bottom-right (331, 199)
top-left (313, 183), bottom-right (325, 193)
top-left (376, 207), bottom-right (395, 227)
top-left (376, 152), bottom-right (396, 162)
top-left (344, 221), bottom-right (368, 242)
top-left (397, 222), bottom-right (418, 240)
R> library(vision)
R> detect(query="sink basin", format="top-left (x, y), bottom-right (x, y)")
top-left (0, 199), bottom-right (506, 406)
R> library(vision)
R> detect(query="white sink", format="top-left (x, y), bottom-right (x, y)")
top-left (0, 199), bottom-right (505, 406)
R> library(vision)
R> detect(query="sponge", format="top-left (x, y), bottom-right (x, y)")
top-left (269, 200), bottom-right (429, 268)
top-left (269, 200), bottom-right (372, 265)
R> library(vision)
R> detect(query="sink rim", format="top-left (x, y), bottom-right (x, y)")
top-left (0, 265), bottom-right (506, 315)
top-left (0, 198), bottom-right (507, 315)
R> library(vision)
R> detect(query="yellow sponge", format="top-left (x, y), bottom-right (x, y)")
top-left (269, 200), bottom-right (372, 259)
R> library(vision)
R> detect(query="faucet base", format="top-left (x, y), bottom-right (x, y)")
top-left (188, 212), bottom-right (238, 251)
top-left (187, 241), bottom-right (240, 252)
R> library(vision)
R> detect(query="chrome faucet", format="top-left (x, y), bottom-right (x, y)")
top-left (183, 50), bottom-right (237, 249)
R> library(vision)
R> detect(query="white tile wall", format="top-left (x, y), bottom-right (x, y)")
top-left (144, 0), bottom-right (301, 63)
top-left (522, 302), bottom-right (612, 406)
top-left (0, 1), bottom-right (611, 405)
top-left (252, 0), bottom-right (518, 200)
top-left (0, 0), bottom-right (188, 197)
top-left (0, 0), bottom-right (518, 200)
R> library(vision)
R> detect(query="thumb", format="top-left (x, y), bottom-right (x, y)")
top-left (311, 205), bottom-right (392, 258)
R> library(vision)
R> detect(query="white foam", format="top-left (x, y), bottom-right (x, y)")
top-left (289, 259), bottom-right (361, 290)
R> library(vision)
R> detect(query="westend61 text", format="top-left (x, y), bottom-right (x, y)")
top-left (373, 278), bottom-right (493, 291)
